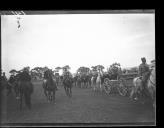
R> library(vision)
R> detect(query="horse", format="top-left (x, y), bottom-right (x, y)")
top-left (73, 75), bottom-right (78, 87)
top-left (96, 73), bottom-right (103, 92)
top-left (63, 76), bottom-right (73, 97)
top-left (54, 75), bottom-right (60, 87)
top-left (77, 76), bottom-right (82, 88)
top-left (18, 80), bottom-right (33, 110)
top-left (91, 75), bottom-right (97, 91)
top-left (42, 76), bottom-right (57, 103)
top-left (147, 68), bottom-right (156, 107)
top-left (130, 68), bottom-right (156, 107)
top-left (79, 75), bottom-right (86, 88)
top-left (1, 77), bottom-right (12, 96)
top-left (10, 74), bottom-right (22, 100)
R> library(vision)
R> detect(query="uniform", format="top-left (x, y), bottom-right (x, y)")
top-left (138, 62), bottom-right (150, 87)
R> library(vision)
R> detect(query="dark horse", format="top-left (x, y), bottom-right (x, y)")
top-left (18, 81), bottom-right (33, 110)
top-left (63, 76), bottom-right (73, 97)
top-left (80, 75), bottom-right (91, 88)
top-left (42, 76), bottom-right (57, 102)
top-left (1, 76), bottom-right (13, 96)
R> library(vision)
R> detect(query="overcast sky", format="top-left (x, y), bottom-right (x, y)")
top-left (1, 13), bottom-right (155, 77)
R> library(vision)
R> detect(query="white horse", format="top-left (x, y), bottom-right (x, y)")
top-left (130, 67), bottom-right (156, 107)
top-left (147, 68), bottom-right (156, 107)
top-left (96, 73), bottom-right (102, 92)
top-left (91, 76), bottom-right (96, 91)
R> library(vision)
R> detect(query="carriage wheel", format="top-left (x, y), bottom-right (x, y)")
top-left (117, 78), bottom-right (127, 96)
top-left (103, 78), bottom-right (112, 94)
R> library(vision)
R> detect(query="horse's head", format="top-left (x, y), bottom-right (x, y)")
top-left (149, 67), bottom-right (156, 85)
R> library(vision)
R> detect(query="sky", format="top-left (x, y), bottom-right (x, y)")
top-left (1, 13), bottom-right (155, 77)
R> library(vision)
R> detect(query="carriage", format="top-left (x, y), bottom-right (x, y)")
top-left (103, 73), bottom-right (138, 96)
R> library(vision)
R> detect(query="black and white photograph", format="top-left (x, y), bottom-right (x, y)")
top-left (1, 10), bottom-right (155, 126)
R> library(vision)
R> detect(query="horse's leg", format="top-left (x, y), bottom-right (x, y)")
top-left (19, 92), bottom-right (23, 110)
top-left (24, 91), bottom-right (31, 110)
top-left (7, 85), bottom-right (12, 96)
top-left (44, 88), bottom-right (50, 102)
top-left (44, 89), bottom-right (47, 100)
top-left (148, 86), bottom-right (155, 107)
top-left (130, 87), bottom-right (135, 99)
top-left (81, 82), bottom-right (82, 88)
top-left (93, 82), bottom-right (96, 91)
top-left (47, 91), bottom-right (50, 102)
top-left (50, 91), bottom-right (52, 102)
top-left (100, 81), bottom-right (102, 92)
top-left (53, 90), bottom-right (56, 102)
top-left (70, 87), bottom-right (72, 97)
top-left (64, 86), bottom-right (68, 96)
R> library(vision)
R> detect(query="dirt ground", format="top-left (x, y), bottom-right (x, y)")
top-left (0, 80), bottom-right (155, 126)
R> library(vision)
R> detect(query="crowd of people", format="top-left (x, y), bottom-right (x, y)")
top-left (1, 57), bottom-right (155, 92)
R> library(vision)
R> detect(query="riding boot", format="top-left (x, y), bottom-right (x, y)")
top-left (142, 81), bottom-right (146, 97)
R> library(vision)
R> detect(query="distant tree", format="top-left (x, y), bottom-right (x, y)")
top-left (55, 67), bottom-right (62, 72)
top-left (63, 65), bottom-right (70, 71)
top-left (107, 62), bottom-right (121, 79)
top-left (62, 65), bottom-right (71, 75)
top-left (96, 65), bottom-right (105, 74)
top-left (9, 69), bottom-right (18, 76)
top-left (32, 67), bottom-right (44, 78)
top-left (76, 67), bottom-right (90, 76)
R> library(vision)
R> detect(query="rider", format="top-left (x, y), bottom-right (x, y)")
top-left (9, 74), bottom-right (16, 84)
top-left (19, 68), bottom-right (31, 82)
top-left (1, 72), bottom-right (7, 81)
top-left (138, 57), bottom-right (150, 90)
top-left (19, 67), bottom-right (33, 93)
top-left (43, 69), bottom-right (58, 90)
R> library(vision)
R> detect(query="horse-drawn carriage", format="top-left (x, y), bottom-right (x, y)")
top-left (103, 73), bottom-right (138, 96)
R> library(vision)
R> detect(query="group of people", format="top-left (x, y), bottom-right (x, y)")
top-left (1, 57), bottom-right (154, 94)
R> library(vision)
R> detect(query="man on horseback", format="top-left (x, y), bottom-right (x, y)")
top-left (19, 67), bottom-right (34, 93)
top-left (43, 69), bottom-right (58, 90)
top-left (9, 74), bottom-right (16, 84)
top-left (138, 57), bottom-right (150, 91)
top-left (1, 72), bottom-right (7, 81)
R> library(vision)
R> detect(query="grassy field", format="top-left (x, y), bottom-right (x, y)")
top-left (0, 80), bottom-right (155, 126)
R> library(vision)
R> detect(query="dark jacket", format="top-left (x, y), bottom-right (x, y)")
top-left (1, 75), bottom-right (7, 81)
top-left (44, 70), bottom-right (51, 79)
top-left (139, 63), bottom-right (150, 76)
top-left (9, 75), bottom-right (15, 84)
top-left (19, 71), bottom-right (31, 82)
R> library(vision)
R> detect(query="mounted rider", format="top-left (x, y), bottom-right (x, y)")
top-left (43, 69), bottom-right (58, 90)
top-left (19, 67), bottom-right (34, 93)
top-left (9, 74), bottom-right (16, 86)
top-left (138, 57), bottom-right (150, 90)
top-left (1, 72), bottom-right (7, 81)
top-left (19, 67), bottom-right (31, 82)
